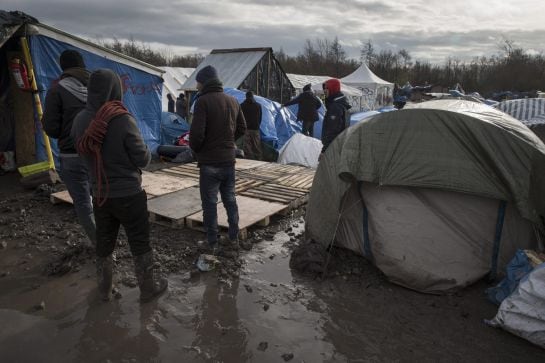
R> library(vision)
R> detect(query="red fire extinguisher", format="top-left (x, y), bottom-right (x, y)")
top-left (9, 58), bottom-right (32, 91)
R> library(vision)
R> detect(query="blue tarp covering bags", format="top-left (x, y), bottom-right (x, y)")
top-left (486, 249), bottom-right (534, 305)
top-left (29, 35), bottom-right (163, 160)
top-left (160, 112), bottom-right (189, 146)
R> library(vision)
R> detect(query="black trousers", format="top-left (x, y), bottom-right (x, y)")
top-left (94, 190), bottom-right (151, 257)
top-left (302, 120), bottom-right (314, 137)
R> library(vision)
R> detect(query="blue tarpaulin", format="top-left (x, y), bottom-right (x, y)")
top-left (29, 35), bottom-right (163, 161)
top-left (224, 88), bottom-right (301, 150)
top-left (160, 112), bottom-right (190, 145)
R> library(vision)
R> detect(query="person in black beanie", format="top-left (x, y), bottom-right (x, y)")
top-left (240, 91), bottom-right (262, 160)
top-left (190, 65), bottom-right (246, 254)
top-left (282, 83), bottom-right (322, 137)
top-left (43, 49), bottom-right (96, 247)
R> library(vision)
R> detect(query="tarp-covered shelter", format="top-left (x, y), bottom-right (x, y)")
top-left (0, 10), bottom-right (164, 171)
top-left (497, 98), bottom-right (545, 143)
top-left (287, 73), bottom-right (371, 112)
top-left (183, 47), bottom-right (294, 104)
top-left (306, 99), bottom-right (545, 293)
top-left (160, 66), bottom-right (194, 112)
top-left (341, 63), bottom-right (393, 110)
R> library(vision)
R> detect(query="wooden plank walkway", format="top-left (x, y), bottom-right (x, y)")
top-left (185, 195), bottom-right (287, 240)
top-left (147, 187), bottom-right (210, 228)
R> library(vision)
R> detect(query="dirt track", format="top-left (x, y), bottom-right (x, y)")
top-left (0, 172), bottom-right (544, 362)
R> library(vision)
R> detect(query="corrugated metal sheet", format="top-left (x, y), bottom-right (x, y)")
top-left (182, 50), bottom-right (266, 90)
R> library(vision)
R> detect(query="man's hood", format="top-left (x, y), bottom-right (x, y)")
top-left (61, 67), bottom-right (90, 86)
top-left (86, 69), bottom-right (123, 112)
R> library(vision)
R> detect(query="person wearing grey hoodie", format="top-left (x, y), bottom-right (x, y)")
top-left (72, 68), bottom-right (167, 303)
top-left (43, 50), bottom-right (96, 246)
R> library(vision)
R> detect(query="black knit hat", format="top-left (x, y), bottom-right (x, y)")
top-left (246, 91), bottom-right (254, 99)
top-left (196, 65), bottom-right (218, 84)
top-left (303, 83), bottom-right (312, 92)
top-left (59, 50), bottom-right (85, 71)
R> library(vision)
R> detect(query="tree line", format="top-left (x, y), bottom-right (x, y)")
top-left (98, 37), bottom-right (545, 96)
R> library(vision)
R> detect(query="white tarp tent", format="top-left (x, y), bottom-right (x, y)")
top-left (340, 63), bottom-right (394, 109)
top-left (277, 133), bottom-right (322, 169)
top-left (160, 66), bottom-right (194, 112)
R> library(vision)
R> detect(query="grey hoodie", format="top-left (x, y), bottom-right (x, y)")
top-left (71, 69), bottom-right (151, 198)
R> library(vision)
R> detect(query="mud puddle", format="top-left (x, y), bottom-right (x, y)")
top-left (1, 216), bottom-right (544, 362)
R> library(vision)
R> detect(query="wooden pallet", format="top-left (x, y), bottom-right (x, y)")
top-left (239, 183), bottom-right (308, 212)
top-left (235, 177), bottom-right (265, 193)
top-left (185, 195), bottom-right (286, 240)
top-left (141, 171), bottom-right (198, 196)
top-left (275, 172), bottom-right (314, 190)
top-left (156, 163), bottom-right (200, 179)
top-left (234, 159), bottom-right (269, 170)
top-left (147, 187), bottom-right (211, 228)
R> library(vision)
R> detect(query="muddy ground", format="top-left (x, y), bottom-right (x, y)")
top-left (0, 171), bottom-right (544, 363)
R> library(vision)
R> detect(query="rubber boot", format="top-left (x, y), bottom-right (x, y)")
top-left (96, 255), bottom-right (113, 301)
top-left (134, 251), bottom-right (168, 303)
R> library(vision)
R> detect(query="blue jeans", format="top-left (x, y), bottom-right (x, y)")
top-left (199, 164), bottom-right (239, 244)
top-left (59, 155), bottom-right (96, 244)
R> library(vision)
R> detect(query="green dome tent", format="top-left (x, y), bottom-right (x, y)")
top-left (306, 100), bottom-right (545, 293)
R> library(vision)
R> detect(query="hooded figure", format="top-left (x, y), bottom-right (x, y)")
top-left (72, 69), bottom-right (167, 303)
top-left (321, 78), bottom-right (351, 153)
top-left (43, 50), bottom-right (96, 246)
top-left (241, 91), bottom-right (263, 160)
top-left (282, 83), bottom-right (322, 137)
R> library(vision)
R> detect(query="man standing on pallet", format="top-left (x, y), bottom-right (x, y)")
top-left (43, 50), bottom-right (96, 246)
top-left (190, 65), bottom-right (247, 254)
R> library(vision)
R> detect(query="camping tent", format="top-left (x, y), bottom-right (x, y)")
top-left (0, 11), bottom-right (164, 168)
top-left (277, 133), bottom-right (322, 169)
top-left (497, 98), bottom-right (545, 143)
top-left (340, 63), bottom-right (393, 110)
top-left (306, 99), bottom-right (545, 293)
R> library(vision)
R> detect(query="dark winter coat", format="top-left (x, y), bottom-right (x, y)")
top-left (176, 97), bottom-right (187, 119)
top-left (321, 92), bottom-right (351, 153)
top-left (71, 69), bottom-right (151, 198)
top-left (43, 67), bottom-right (90, 154)
top-left (283, 91), bottom-right (322, 123)
top-left (241, 98), bottom-right (262, 131)
top-left (189, 79), bottom-right (247, 165)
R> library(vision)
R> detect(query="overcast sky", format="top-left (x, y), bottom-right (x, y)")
top-left (5, 0), bottom-right (545, 63)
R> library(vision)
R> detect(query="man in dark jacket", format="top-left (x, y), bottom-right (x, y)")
top-left (241, 91), bottom-right (262, 160)
top-left (282, 83), bottom-right (322, 137)
top-left (189, 65), bottom-right (246, 253)
top-left (321, 78), bottom-right (351, 154)
top-left (43, 50), bottom-right (96, 246)
top-left (72, 69), bottom-right (167, 303)
top-left (176, 92), bottom-right (187, 119)
top-left (167, 93), bottom-right (175, 113)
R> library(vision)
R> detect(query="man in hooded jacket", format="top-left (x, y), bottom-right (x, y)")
top-left (43, 50), bottom-right (96, 246)
top-left (282, 83), bottom-right (322, 137)
top-left (240, 91), bottom-right (262, 160)
top-left (72, 69), bottom-right (167, 303)
top-left (321, 78), bottom-right (351, 154)
top-left (190, 65), bottom-right (246, 253)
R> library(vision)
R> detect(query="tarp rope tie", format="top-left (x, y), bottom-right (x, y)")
top-left (76, 100), bottom-right (130, 207)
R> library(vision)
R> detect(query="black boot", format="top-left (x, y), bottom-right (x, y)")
top-left (134, 251), bottom-right (168, 303)
top-left (96, 255), bottom-right (113, 301)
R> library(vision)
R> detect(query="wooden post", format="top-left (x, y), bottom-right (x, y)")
top-left (7, 51), bottom-right (36, 166)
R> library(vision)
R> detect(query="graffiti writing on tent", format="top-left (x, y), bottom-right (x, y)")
top-left (120, 74), bottom-right (162, 96)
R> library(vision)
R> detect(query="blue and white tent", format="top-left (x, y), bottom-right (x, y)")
top-left (497, 98), bottom-right (545, 126)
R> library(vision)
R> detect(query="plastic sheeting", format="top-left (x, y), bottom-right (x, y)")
top-left (488, 263), bottom-right (545, 348)
top-left (277, 133), bottom-right (323, 169)
top-left (486, 250), bottom-right (534, 305)
top-left (160, 112), bottom-right (189, 146)
top-left (29, 34), bottom-right (163, 159)
top-left (224, 88), bottom-right (300, 150)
